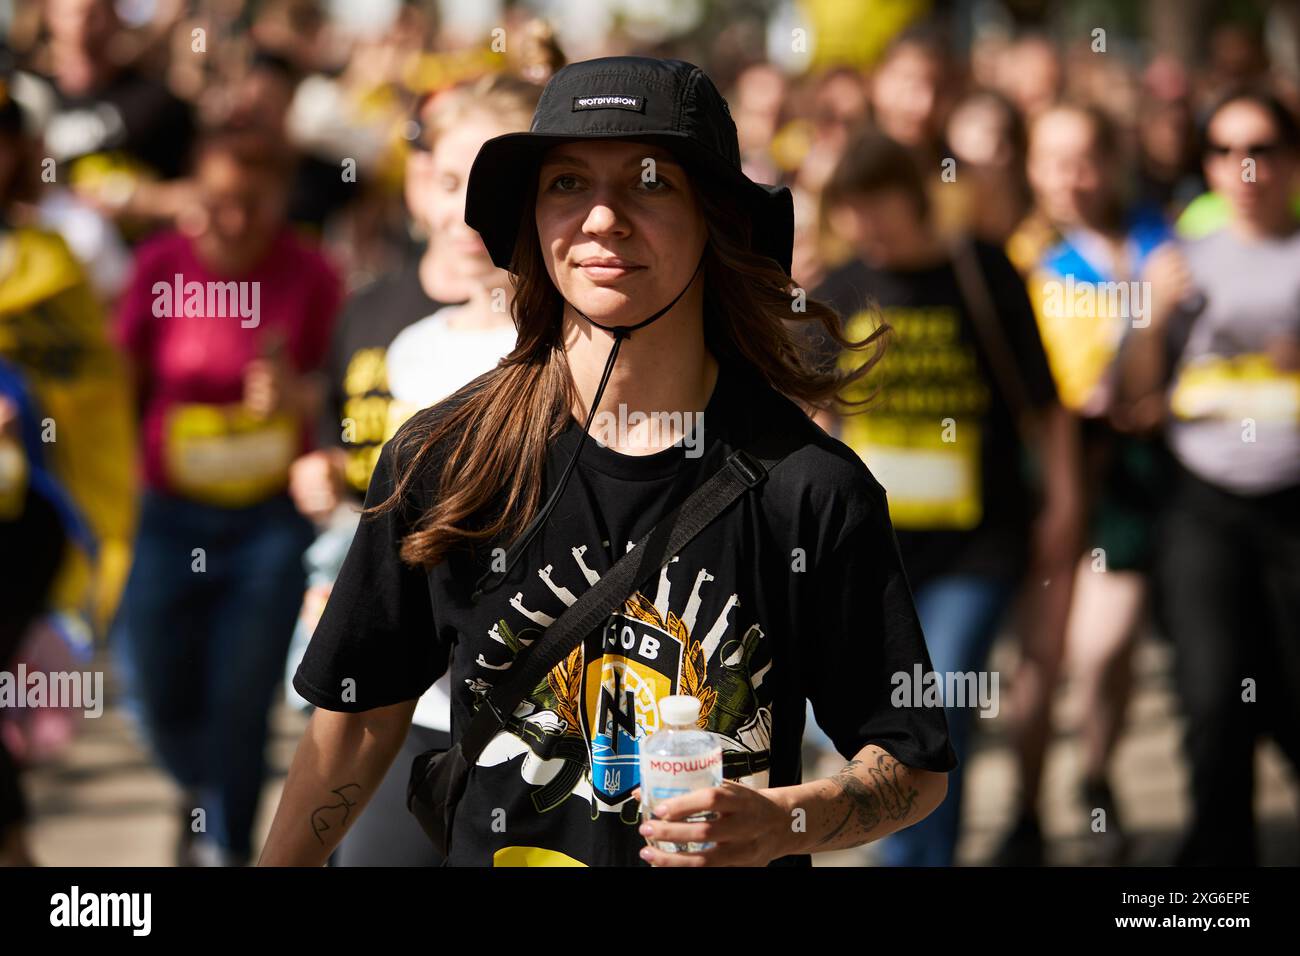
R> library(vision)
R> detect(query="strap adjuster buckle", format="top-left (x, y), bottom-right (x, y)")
top-left (727, 449), bottom-right (766, 488)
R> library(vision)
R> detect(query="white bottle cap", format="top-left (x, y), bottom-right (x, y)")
top-left (658, 695), bottom-right (701, 727)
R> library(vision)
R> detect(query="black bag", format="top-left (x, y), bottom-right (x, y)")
top-left (406, 447), bottom-right (779, 856)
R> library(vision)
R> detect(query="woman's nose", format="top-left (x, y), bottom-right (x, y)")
top-left (581, 194), bottom-right (630, 237)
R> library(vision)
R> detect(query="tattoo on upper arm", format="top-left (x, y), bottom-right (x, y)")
top-left (817, 753), bottom-right (920, 846)
top-left (310, 784), bottom-right (362, 844)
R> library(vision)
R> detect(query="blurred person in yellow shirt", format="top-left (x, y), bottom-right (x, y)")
top-left (0, 77), bottom-right (136, 638)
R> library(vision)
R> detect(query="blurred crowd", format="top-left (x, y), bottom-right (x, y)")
top-left (1, 0), bottom-right (1298, 868)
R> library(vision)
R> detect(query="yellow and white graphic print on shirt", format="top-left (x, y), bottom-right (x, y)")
top-left (0, 228), bottom-right (137, 630)
top-left (838, 305), bottom-right (991, 530)
top-left (382, 306), bottom-right (520, 447)
top-left (1026, 266), bottom-right (1129, 413)
top-left (163, 403), bottom-right (297, 507)
top-left (339, 346), bottom-right (392, 494)
top-left (473, 543), bottom-right (773, 825)
top-left (1170, 352), bottom-right (1300, 424)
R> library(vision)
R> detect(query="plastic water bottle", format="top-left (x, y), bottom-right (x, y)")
top-left (639, 695), bottom-right (723, 853)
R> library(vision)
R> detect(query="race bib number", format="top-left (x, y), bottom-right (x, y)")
top-left (1170, 353), bottom-right (1300, 424)
top-left (163, 403), bottom-right (297, 507)
top-left (842, 417), bottom-right (982, 531)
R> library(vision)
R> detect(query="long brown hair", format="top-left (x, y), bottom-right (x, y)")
top-left (377, 164), bottom-right (888, 569)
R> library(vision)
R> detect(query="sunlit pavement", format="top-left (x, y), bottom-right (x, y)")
top-left (20, 630), bottom-right (1299, 867)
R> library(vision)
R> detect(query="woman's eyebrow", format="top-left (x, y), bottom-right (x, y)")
top-left (540, 153), bottom-right (590, 169)
top-left (538, 151), bottom-right (683, 170)
top-left (630, 149), bottom-right (681, 167)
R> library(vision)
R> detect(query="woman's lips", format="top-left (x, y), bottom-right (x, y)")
top-left (576, 259), bottom-right (645, 281)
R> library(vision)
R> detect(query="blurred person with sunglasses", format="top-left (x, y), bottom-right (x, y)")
top-left (282, 75), bottom-right (540, 866)
top-left (112, 126), bottom-right (341, 866)
top-left (1121, 89), bottom-right (1300, 866)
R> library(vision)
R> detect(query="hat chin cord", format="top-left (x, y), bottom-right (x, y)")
top-left (470, 256), bottom-right (705, 602)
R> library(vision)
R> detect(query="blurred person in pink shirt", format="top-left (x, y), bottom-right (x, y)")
top-left (112, 126), bottom-right (341, 866)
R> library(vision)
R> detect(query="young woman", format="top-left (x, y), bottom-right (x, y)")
top-left (1001, 103), bottom-right (1173, 864)
top-left (1122, 89), bottom-right (1300, 866)
top-left (261, 56), bottom-right (953, 868)
top-left (113, 126), bottom-right (341, 866)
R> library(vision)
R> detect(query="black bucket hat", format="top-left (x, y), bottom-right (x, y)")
top-left (464, 55), bottom-right (794, 275)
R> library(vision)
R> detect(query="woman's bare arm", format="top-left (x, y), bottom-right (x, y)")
top-left (638, 743), bottom-right (948, 865)
top-left (764, 744), bottom-right (948, 854)
top-left (1116, 242), bottom-right (1193, 433)
top-left (258, 699), bottom-right (417, 866)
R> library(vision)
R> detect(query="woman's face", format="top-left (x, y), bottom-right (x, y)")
top-left (420, 114), bottom-right (515, 285)
top-left (534, 140), bottom-right (708, 327)
top-left (829, 188), bottom-right (926, 268)
top-left (1204, 100), bottom-right (1297, 223)
top-left (948, 97), bottom-right (1013, 168)
top-left (870, 47), bottom-right (943, 149)
top-left (1027, 109), bottom-right (1112, 228)
top-left (193, 151), bottom-right (286, 270)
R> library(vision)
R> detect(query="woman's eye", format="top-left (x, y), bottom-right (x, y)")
top-left (638, 176), bottom-right (671, 192)
top-left (547, 174), bottom-right (581, 192)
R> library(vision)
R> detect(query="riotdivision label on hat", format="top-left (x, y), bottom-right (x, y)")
top-left (571, 94), bottom-right (645, 113)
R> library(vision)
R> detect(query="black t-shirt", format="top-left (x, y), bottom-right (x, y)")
top-left (317, 260), bottom-right (447, 496)
top-left (813, 243), bottom-right (1057, 585)
top-left (294, 359), bottom-right (956, 867)
top-left (42, 69), bottom-right (196, 180)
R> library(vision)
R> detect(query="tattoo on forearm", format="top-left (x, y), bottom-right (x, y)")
top-left (816, 754), bottom-right (920, 846)
top-left (310, 783), bottom-right (362, 844)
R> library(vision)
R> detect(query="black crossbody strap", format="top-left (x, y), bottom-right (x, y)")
top-left (458, 447), bottom-right (776, 764)
top-left (949, 238), bottom-right (1039, 447)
